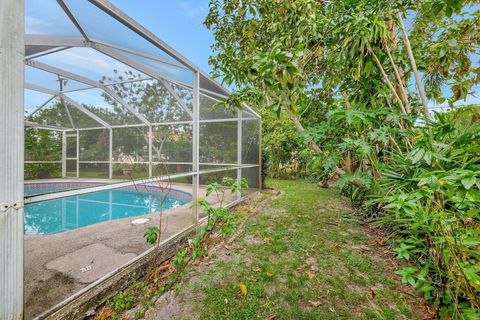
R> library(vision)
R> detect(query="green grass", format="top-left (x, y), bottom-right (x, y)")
top-left (175, 179), bottom-right (424, 319)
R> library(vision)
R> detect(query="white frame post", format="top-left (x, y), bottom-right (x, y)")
top-left (192, 71), bottom-right (200, 224)
top-left (148, 126), bottom-right (152, 178)
top-left (0, 0), bottom-right (24, 318)
top-left (237, 110), bottom-right (242, 200)
top-left (76, 130), bottom-right (80, 178)
top-left (62, 131), bottom-right (67, 177)
top-left (109, 128), bottom-right (113, 179)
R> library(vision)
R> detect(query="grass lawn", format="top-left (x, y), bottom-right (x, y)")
top-left (143, 179), bottom-right (426, 320)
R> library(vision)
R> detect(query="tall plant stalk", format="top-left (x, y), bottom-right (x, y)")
top-left (367, 47), bottom-right (408, 115)
top-left (385, 43), bottom-right (411, 113)
top-left (397, 12), bottom-right (429, 118)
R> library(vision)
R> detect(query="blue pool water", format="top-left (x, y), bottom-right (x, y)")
top-left (25, 188), bottom-right (188, 235)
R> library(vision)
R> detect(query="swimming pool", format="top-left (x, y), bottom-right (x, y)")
top-left (24, 183), bottom-right (191, 235)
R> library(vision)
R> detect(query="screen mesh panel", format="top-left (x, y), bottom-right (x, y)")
top-left (152, 124), bottom-right (193, 163)
top-left (22, 1), bottom-right (261, 318)
top-left (200, 95), bottom-right (237, 120)
top-left (199, 121), bottom-right (237, 164)
top-left (26, 0), bottom-right (81, 36)
top-left (79, 163), bottom-right (109, 179)
top-left (107, 79), bottom-right (191, 123)
top-left (242, 119), bottom-right (260, 165)
top-left (112, 126), bottom-right (149, 162)
top-left (79, 129), bottom-right (109, 161)
top-left (25, 128), bottom-right (62, 162)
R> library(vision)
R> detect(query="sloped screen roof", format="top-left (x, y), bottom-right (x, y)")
top-left (24, 0), bottom-right (259, 130)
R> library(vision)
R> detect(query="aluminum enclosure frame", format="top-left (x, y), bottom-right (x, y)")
top-left (14, 1), bottom-right (262, 318)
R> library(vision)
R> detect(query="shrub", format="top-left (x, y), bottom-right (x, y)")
top-left (368, 111), bottom-right (480, 318)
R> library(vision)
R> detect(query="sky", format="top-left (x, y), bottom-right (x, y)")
top-left (108, 0), bottom-right (214, 74)
top-left (106, 1), bottom-right (479, 112)
top-left (24, 0), bottom-right (215, 115)
top-left (24, 0), bottom-right (478, 116)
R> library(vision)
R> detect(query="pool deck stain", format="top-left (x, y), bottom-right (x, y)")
top-left (45, 244), bottom-right (137, 284)
top-left (24, 182), bottom-right (246, 319)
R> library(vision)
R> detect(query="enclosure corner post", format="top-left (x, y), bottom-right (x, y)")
top-left (0, 0), bottom-right (25, 319)
top-left (192, 71), bottom-right (200, 223)
top-left (109, 128), bottom-right (113, 179)
top-left (237, 110), bottom-right (242, 200)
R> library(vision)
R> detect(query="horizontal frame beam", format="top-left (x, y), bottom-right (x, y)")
top-left (24, 121), bottom-right (70, 131)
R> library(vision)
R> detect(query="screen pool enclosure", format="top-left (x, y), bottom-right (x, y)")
top-left (0, 1), bottom-right (261, 319)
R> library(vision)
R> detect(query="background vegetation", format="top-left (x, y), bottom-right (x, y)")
top-left (205, 0), bottom-right (480, 318)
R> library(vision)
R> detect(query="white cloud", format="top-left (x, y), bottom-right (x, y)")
top-left (37, 47), bottom-right (137, 82)
top-left (178, 1), bottom-right (208, 20)
top-left (25, 15), bottom-right (53, 34)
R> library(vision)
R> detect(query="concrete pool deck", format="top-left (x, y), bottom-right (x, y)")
top-left (24, 180), bottom-right (255, 319)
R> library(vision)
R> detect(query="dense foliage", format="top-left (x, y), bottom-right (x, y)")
top-left (205, 0), bottom-right (480, 317)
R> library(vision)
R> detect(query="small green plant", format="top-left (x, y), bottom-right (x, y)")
top-left (110, 289), bottom-right (135, 313)
top-left (103, 177), bottom-right (249, 319)
top-left (200, 177), bottom-right (248, 236)
top-left (144, 226), bottom-right (160, 245)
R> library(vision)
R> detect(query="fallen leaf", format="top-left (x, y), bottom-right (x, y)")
top-left (240, 283), bottom-right (248, 296)
top-left (309, 300), bottom-right (324, 307)
top-left (266, 271), bottom-right (274, 277)
top-left (305, 271), bottom-right (315, 280)
top-left (253, 267), bottom-right (262, 272)
top-left (267, 312), bottom-right (276, 320)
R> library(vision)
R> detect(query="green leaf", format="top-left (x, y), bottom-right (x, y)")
top-left (461, 176), bottom-right (476, 190)
top-left (462, 237), bottom-right (480, 247)
top-left (447, 39), bottom-right (457, 47)
top-left (410, 148), bottom-right (425, 164)
top-left (144, 227), bottom-right (159, 245)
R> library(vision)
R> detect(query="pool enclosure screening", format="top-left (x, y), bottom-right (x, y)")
top-left (0, 1), bottom-right (261, 319)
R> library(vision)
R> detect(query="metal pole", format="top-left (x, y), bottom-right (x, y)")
top-left (192, 71), bottom-right (200, 223)
top-left (76, 130), bottom-right (80, 178)
top-left (109, 128), bottom-right (113, 179)
top-left (148, 126), bottom-right (152, 177)
top-left (0, 0), bottom-right (24, 318)
top-left (237, 110), bottom-right (242, 200)
top-left (62, 131), bottom-right (67, 177)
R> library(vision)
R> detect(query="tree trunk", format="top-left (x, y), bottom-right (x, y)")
top-left (284, 107), bottom-right (322, 153)
top-left (284, 108), bottom-right (346, 178)
top-left (341, 92), bottom-right (352, 109)
top-left (397, 12), bottom-right (429, 118)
